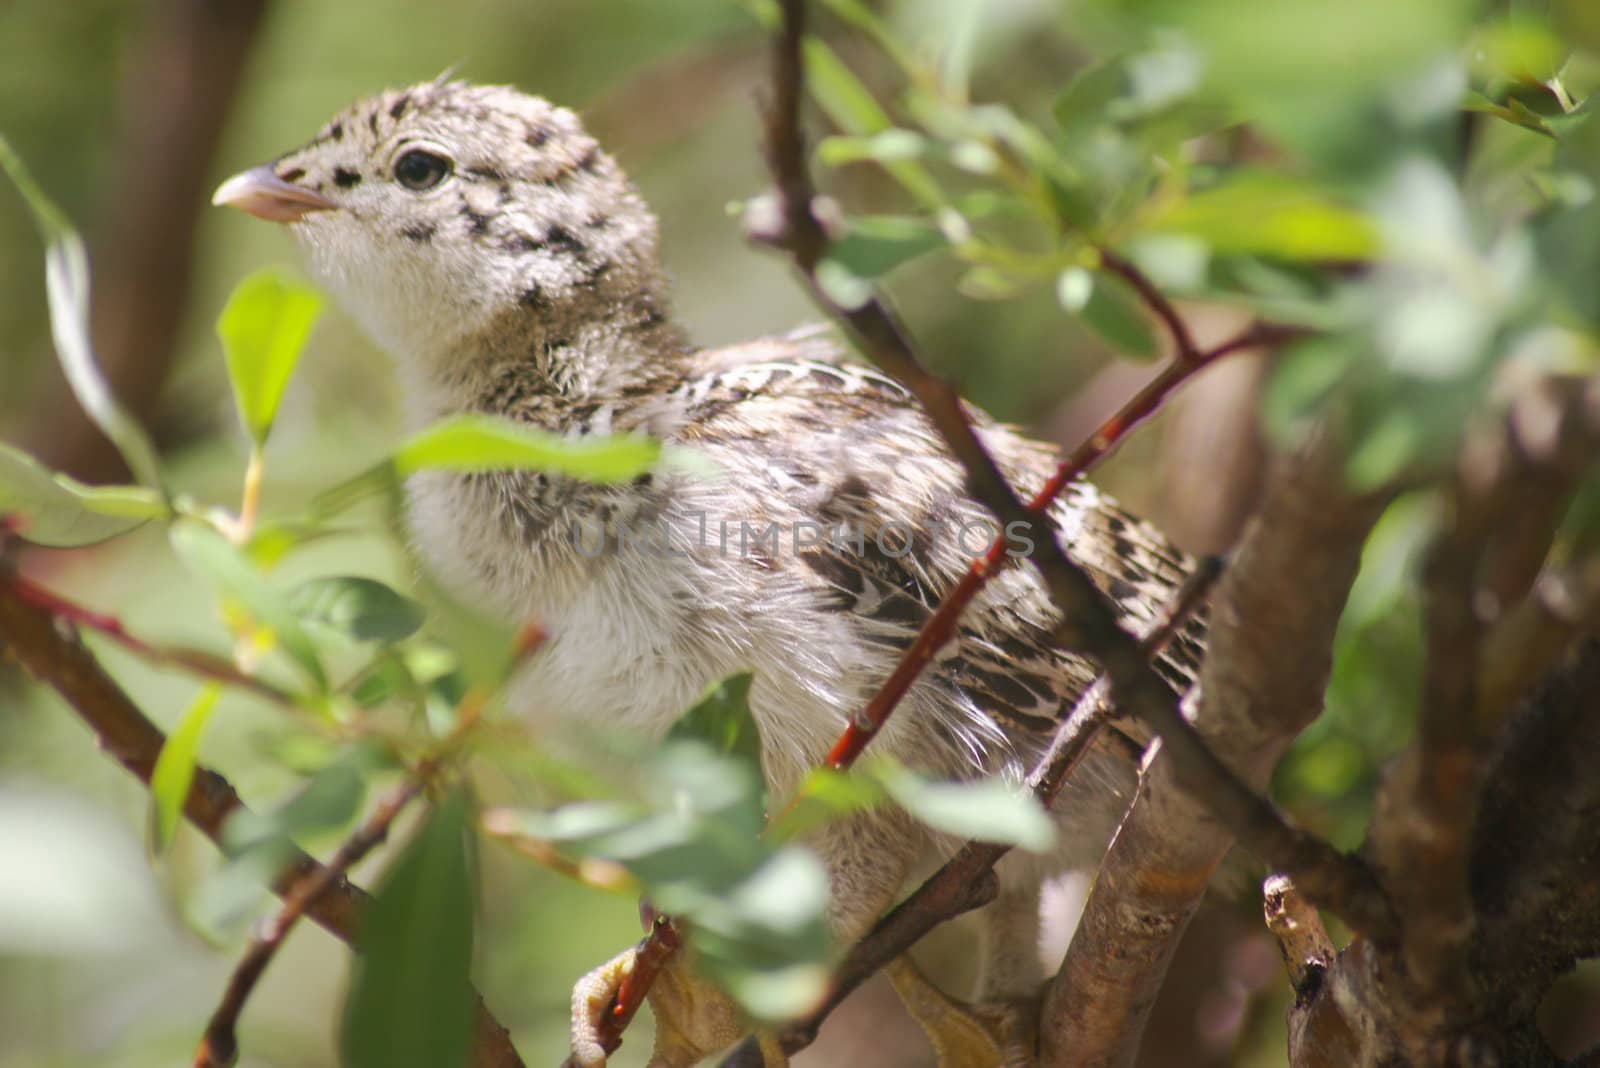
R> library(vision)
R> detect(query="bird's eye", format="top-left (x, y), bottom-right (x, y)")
top-left (393, 148), bottom-right (452, 191)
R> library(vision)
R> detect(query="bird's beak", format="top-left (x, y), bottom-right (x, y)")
top-left (212, 165), bottom-right (335, 223)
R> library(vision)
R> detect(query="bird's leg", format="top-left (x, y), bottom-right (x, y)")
top-left (569, 810), bottom-right (918, 1067)
top-left (887, 882), bottom-right (1045, 1068)
top-left (570, 938), bottom-right (760, 1068)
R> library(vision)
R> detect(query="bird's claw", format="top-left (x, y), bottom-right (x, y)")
top-left (886, 955), bottom-right (1041, 1068)
top-left (570, 944), bottom-right (776, 1067)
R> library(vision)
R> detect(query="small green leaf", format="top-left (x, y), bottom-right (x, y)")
top-left (222, 753), bottom-right (374, 857)
top-left (873, 760), bottom-right (1056, 852)
top-left (958, 266), bottom-right (1031, 301)
top-left (149, 686), bottom-right (222, 852)
top-left (803, 39), bottom-right (944, 207)
top-left (828, 216), bottom-right (946, 279)
top-left (1149, 172), bottom-right (1379, 262)
top-left (1054, 59), bottom-right (1131, 134)
top-left (170, 519), bottom-right (327, 690)
top-left (1043, 171), bottom-right (1099, 230)
top-left (341, 788), bottom-right (477, 1068)
top-left (395, 414), bottom-right (660, 483)
top-left (1263, 338), bottom-right (1351, 445)
top-left (768, 766), bottom-right (884, 842)
top-left (0, 135), bottom-right (165, 493)
top-left (667, 673), bottom-right (762, 776)
top-left (0, 443), bottom-right (165, 547)
top-left (216, 267), bottom-right (324, 445)
top-left (815, 259), bottom-right (875, 310)
top-left (817, 129), bottom-right (928, 167)
top-left (198, 749), bottom-right (382, 931)
top-left (939, 0), bottom-right (984, 100)
top-left (290, 576), bottom-right (426, 644)
top-left (666, 672), bottom-right (768, 838)
top-left (1064, 269), bottom-right (1160, 359)
top-left (1344, 406), bottom-right (1424, 492)
top-left (803, 38), bottom-right (893, 135)
top-left (695, 847), bottom-right (832, 1020)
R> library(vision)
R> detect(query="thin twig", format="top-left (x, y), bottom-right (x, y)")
top-left (194, 781), bottom-right (424, 1068)
top-left (823, 322), bottom-right (1294, 770)
top-left (481, 807), bottom-right (637, 894)
top-left (0, 569), bottom-right (526, 1068)
top-left (1097, 248), bottom-right (1202, 362)
top-left (9, 572), bottom-right (294, 704)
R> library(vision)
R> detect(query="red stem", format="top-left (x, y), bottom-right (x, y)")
top-left (825, 321), bottom-right (1297, 770)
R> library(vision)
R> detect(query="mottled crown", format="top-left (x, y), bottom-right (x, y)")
top-left (246, 79), bottom-right (677, 381)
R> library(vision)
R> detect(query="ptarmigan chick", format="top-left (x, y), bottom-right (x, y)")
top-left (214, 77), bottom-right (1203, 1068)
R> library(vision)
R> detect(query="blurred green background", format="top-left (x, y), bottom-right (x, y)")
top-left (5, 0), bottom-right (1596, 1065)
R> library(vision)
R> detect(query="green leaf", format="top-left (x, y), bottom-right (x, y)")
top-left (149, 686), bottom-right (222, 853)
top-left (817, 129), bottom-right (928, 167)
top-left (395, 414), bottom-right (660, 483)
top-left (341, 788), bottom-right (477, 1068)
top-left (939, 0), bottom-right (984, 100)
top-left (661, 670), bottom-right (769, 842)
top-left (828, 216), bottom-right (946, 279)
top-left (1149, 172), bottom-right (1379, 261)
top-left (694, 847), bottom-right (832, 1020)
top-left (873, 760), bottom-right (1056, 852)
top-left (1054, 58), bottom-right (1128, 131)
top-left (216, 267), bottom-right (324, 445)
top-left (0, 135), bottom-right (165, 493)
top-left (1065, 268), bottom-right (1160, 359)
top-left (290, 576), bottom-right (426, 644)
top-left (1262, 337), bottom-right (1351, 445)
top-left (0, 443), bottom-right (166, 547)
top-left (197, 750), bottom-right (382, 931)
top-left (496, 801), bottom-right (646, 847)
top-left (768, 766), bottom-right (884, 842)
top-left (222, 750), bottom-right (379, 857)
top-left (170, 519), bottom-right (327, 690)
top-left (804, 38), bottom-right (893, 135)
top-left (1345, 405), bottom-right (1425, 492)
top-left (958, 266), bottom-right (1031, 301)
top-left (803, 39), bottom-right (945, 207)
top-left (667, 673), bottom-right (763, 783)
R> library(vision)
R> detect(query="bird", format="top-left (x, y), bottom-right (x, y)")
top-left (213, 77), bottom-right (1204, 1067)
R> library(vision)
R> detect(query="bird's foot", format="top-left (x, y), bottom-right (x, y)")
top-left (886, 955), bottom-right (1040, 1068)
top-left (571, 944), bottom-right (783, 1067)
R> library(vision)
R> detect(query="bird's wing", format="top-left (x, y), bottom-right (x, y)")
top-left (676, 333), bottom-right (1206, 749)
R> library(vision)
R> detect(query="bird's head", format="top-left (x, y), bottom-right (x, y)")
top-left (214, 79), bottom-right (673, 374)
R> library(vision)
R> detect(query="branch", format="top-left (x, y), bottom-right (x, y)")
top-left (194, 780), bottom-right (424, 1068)
top-left (1041, 427), bottom-right (1395, 1067)
top-left (719, 557), bottom-right (1223, 1065)
top-left (0, 568), bottom-right (526, 1068)
top-left (1097, 249), bottom-right (1202, 362)
top-left (1369, 375), bottom-right (1600, 1037)
top-left (756, 0), bottom-right (1389, 937)
top-left (9, 572), bottom-right (294, 704)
